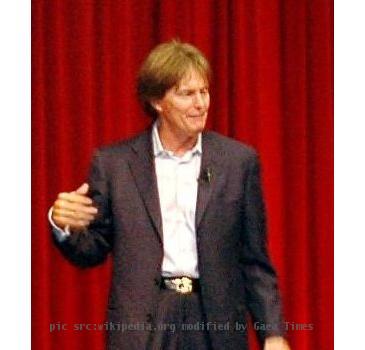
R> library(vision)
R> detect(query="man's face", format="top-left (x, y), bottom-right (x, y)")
top-left (154, 69), bottom-right (210, 138)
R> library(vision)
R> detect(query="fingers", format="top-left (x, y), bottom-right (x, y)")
top-left (75, 183), bottom-right (89, 195)
top-left (54, 197), bottom-right (97, 212)
top-left (52, 202), bottom-right (97, 230)
top-left (52, 207), bottom-right (96, 222)
top-left (52, 183), bottom-right (98, 231)
top-left (52, 214), bottom-right (90, 230)
top-left (264, 337), bottom-right (290, 350)
top-left (58, 191), bottom-right (93, 205)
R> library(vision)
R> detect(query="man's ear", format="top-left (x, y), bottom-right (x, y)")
top-left (151, 100), bottom-right (162, 112)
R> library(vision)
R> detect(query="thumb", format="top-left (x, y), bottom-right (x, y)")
top-left (75, 183), bottom-right (89, 195)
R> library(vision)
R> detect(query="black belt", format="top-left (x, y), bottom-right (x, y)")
top-left (161, 277), bottom-right (201, 294)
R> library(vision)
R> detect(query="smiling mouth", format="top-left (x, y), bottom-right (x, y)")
top-left (188, 113), bottom-right (206, 118)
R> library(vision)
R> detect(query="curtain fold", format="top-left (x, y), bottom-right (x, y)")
top-left (32, 1), bottom-right (333, 349)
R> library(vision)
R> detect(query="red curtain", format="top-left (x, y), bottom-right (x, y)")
top-left (32, 1), bottom-right (333, 349)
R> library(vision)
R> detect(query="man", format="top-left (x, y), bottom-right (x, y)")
top-left (50, 40), bottom-right (290, 350)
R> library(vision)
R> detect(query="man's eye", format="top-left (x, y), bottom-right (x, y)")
top-left (181, 91), bottom-right (193, 96)
top-left (178, 89), bottom-right (208, 96)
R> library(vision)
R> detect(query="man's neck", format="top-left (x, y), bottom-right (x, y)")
top-left (157, 122), bottom-right (199, 157)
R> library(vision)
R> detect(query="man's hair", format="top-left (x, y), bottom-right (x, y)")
top-left (137, 39), bottom-right (211, 119)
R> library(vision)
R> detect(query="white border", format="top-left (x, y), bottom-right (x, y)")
top-left (1, 0), bottom-right (363, 349)
top-left (335, 0), bottom-right (365, 348)
top-left (0, 1), bottom-right (31, 349)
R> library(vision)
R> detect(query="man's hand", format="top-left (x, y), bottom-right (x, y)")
top-left (264, 336), bottom-right (290, 350)
top-left (52, 183), bottom-right (98, 232)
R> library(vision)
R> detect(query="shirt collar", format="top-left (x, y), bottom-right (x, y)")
top-left (152, 119), bottom-right (202, 157)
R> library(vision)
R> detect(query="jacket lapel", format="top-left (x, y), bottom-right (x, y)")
top-left (195, 132), bottom-right (223, 230)
top-left (128, 129), bottom-right (163, 243)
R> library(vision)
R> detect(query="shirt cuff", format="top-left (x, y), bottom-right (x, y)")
top-left (48, 207), bottom-right (71, 242)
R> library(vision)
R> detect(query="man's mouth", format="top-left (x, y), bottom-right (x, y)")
top-left (188, 113), bottom-right (206, 118)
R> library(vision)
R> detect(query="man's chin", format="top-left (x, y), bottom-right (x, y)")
top-left (187, 119), bottom-right (206, 132)
top-left (187, 124), bottom-right (205, 137)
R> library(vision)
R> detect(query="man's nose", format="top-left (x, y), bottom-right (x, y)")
top-left (194, 93), bottom-right (205, 109)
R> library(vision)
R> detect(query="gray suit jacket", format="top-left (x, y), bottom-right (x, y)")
top-left (53, 128), bottom-right (284, 349)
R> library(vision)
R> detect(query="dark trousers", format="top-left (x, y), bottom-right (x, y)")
top-left (147, 288), bottom-right (212, 350)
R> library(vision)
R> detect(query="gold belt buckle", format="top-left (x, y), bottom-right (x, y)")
top-left (171, 277), bottom-right (193, 294)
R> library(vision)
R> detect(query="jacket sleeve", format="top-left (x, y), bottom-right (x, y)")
top-left (241, 152), bottom-right (285, 342)
top-left (52, 150), bottom-right (114, 268)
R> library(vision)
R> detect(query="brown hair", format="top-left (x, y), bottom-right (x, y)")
top-left (137, 39), bottom-right (211, 119)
